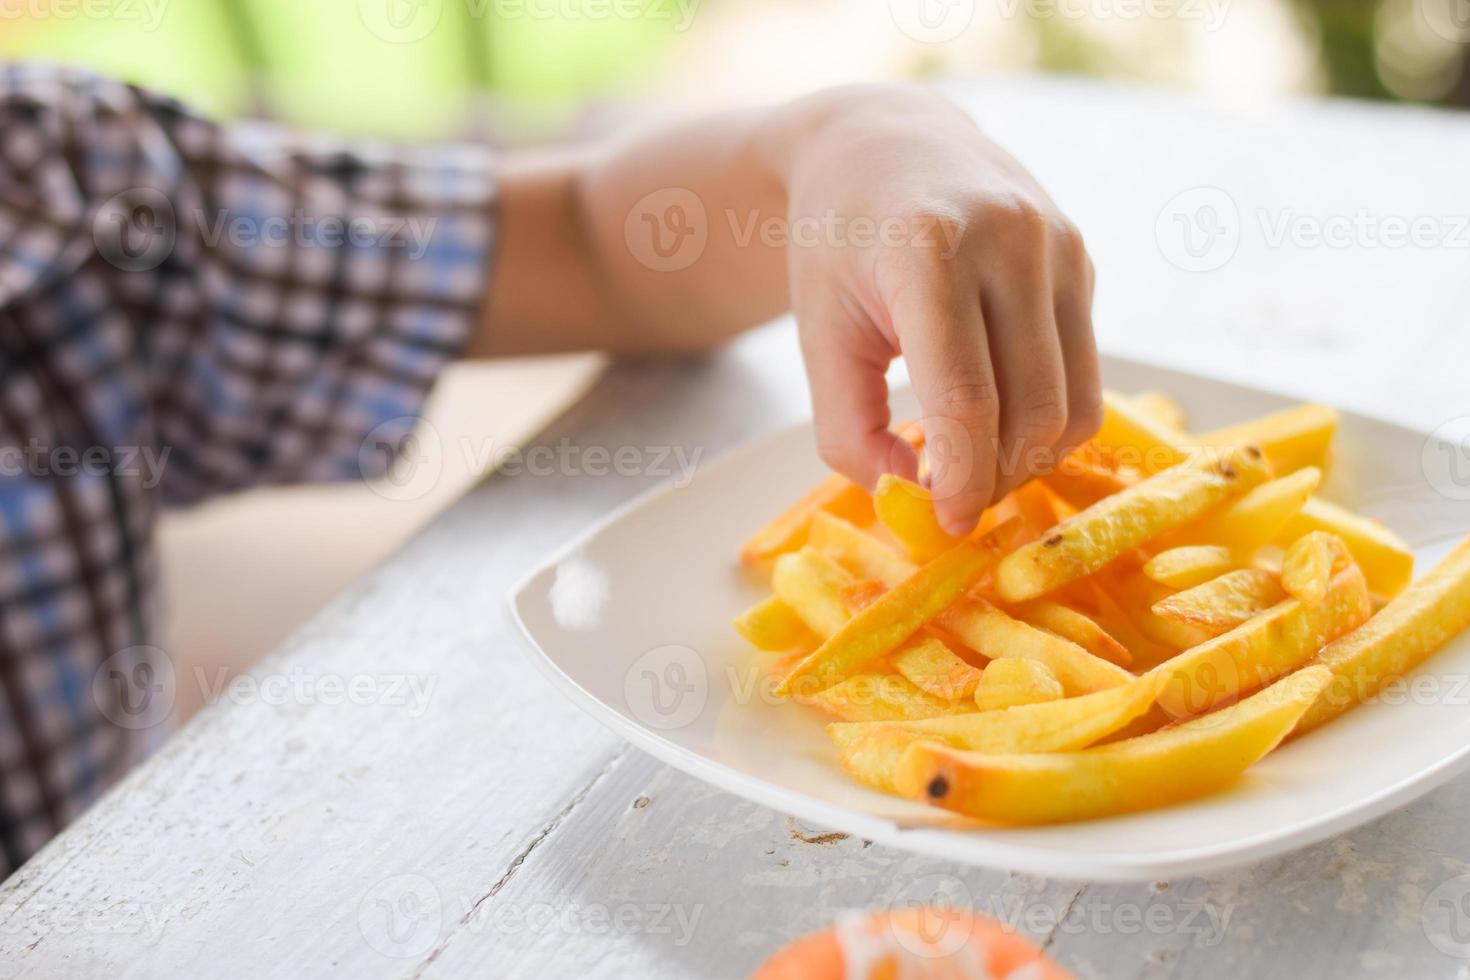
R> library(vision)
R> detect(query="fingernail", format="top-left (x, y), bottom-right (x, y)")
top-left (942, 515), bottom-right (975, 537)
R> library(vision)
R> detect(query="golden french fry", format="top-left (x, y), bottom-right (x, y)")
top-left (895, 667), bottom-right (1332, 824)
top-left (1197, 403), bottom-right (1337, 476)
top-left (830, 676), bottom-right (1163, 792)
top-left (1281, 531), bottom-right (1352, 603)
top-left (777, 552), bottom-right (983, 703)
top-left (1102, 398), bottom-right (1404, 594)
top-left (740, 474), bottom-right (873, 565)
top-left (995, 445), bottom-right (1272, 602)
top-left (1071, 579), bottom-right (1178, 671)
top-left (1094, 390), bottom-right (1191, 474)
top-left (1278, 497), bottom-right (1414, 598)
top-left (1011, 599), bottom-right (1132, 668)
top-left (873, 474), bottom-right (962, 562)
top-left (938, 600), bottom-right (1133, 695)
top-left (1169, 467), bottom-right (1321, 556)
top-left (776, 524), bottom-right (1018, 698)
top-left (807, 673), bottom-right (970, 723)
top-left (771, 548), bottom-right (855, 637)
top-left (1012, 480), bottom-right (1063, 540)
top-left (733, 596), bottom-right (819, 652)
top-left (808, 511), bottom-right (916, 588)
top-left (1143, 545), bottom-right (1238, 589)
top-left (890, 636), bottom-right (984, 701)
top-left (973, 658), bottom-right (1064, 711)
top-left (1128, 391), bottom-right (1189, 433)
top-left (1152, 569), bottom-right (1287, 637)
top-left (1110, 570), bottom-right (1213, 651)
top-left (1043, 454), bottom-right (1137, 510)
top-left (1153, 563), bottom-right (1371, 719)
top-left (1296, 534), bottom-right (1470, 735)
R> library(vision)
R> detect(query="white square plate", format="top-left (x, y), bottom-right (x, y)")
top-left (509, 355), bottom-right (1470, 882)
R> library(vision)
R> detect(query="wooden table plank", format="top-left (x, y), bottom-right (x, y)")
top-left (4, 78), bottom-right (1470, 979)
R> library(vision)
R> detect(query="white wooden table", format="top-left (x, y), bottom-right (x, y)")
top-left (4, 79), bottom-right (1470, 979)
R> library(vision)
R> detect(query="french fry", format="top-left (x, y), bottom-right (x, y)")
top-left (1296, 535), bottom-right (1470, 735)
top-left (733, 596), bottom-right (819, 652)
top-left (1110, 570), bottom-right (1212, 651)
top-left (1094, 390), bottom-right (1191, 474)
top-left (1153, 563), bottom-right (1371, 719)
top-left (808, 512), bottom-right (916, 588)
top-left (873, 474), bottom-right (961, 562)
top-left (1197, 403), bottom-right (1337, 476)
top-left (1043, 454), bottom-right (1137, 510)
top-left (776, 524), bottom-right (1018, 698)
top-left (1011, 599), bottom-right (1132, 667)
top-left (738, 388), bottom-right (1470, 825)
top-left (895, 667), bottom-right (1332, 824)
top-left (937, 600), bottom-right (1134, 695)
top-left (771, 548), bottom-right (855, 637)
top-left (1281, 531), bottom-right (1352, 603)
top-left (1168, 467), bottom-right (1321, 556)
top-left (1143, 545), bottom-right (1238, 590)
top-left (1152, 569), bottom-right (1287, 637)
top-left (1012, 480), bottom-right (1063, 539)
top-left (1278, 497), bottom-right (1414, 598)
top-left (1128, 391), bottom-right (1189, 433)
top-left (1065, 579), bottom-right (1175, 671)
top-left (740, 474), bottom-right (873, 565)
top-left (890, 636), bottom-right (985, 701)
top-left (973, 658), bottom-right (1064, 711)
top-left (780, 556), bottom-right (983, 703)
top-left (830, 676), bottom-right (1163, 792)
top-left (807, 673), bottom-right (970, 723)
top-left (995, 445), bottom-right (1272, 602)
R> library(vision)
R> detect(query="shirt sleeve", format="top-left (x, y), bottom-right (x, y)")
top-left (0, 62), bottom-right (495, 504)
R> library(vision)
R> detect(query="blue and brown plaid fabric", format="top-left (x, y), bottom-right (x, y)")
top-left (0, 63), bottom-right (493, 874)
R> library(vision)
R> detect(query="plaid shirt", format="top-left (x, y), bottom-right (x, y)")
top-left (0, 64), bottom-right (494, 875)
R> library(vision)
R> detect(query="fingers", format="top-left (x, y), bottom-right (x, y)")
top-left (881, 254), bottom-right (1000, 535)
top-left (1053, 236), bottom-right (1104, 455)
top-left (981, 217), bottom-right (1067, 502)
top-left (797, 288), bottom-right (919, 490)
top-left (885, 208), bottom-right (1098, 536)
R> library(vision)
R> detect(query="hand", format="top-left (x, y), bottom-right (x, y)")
top-left (768, 85), bottom-right (1103, 535)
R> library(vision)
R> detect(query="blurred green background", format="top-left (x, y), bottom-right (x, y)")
top-left (3, 0), bottom-right (1467, 141)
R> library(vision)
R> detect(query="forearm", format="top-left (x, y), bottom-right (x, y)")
top-left (474, 108), bottom-right (785, 356)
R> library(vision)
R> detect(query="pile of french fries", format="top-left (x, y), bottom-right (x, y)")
top-left (734, 392), bottom-right (1470, 825)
